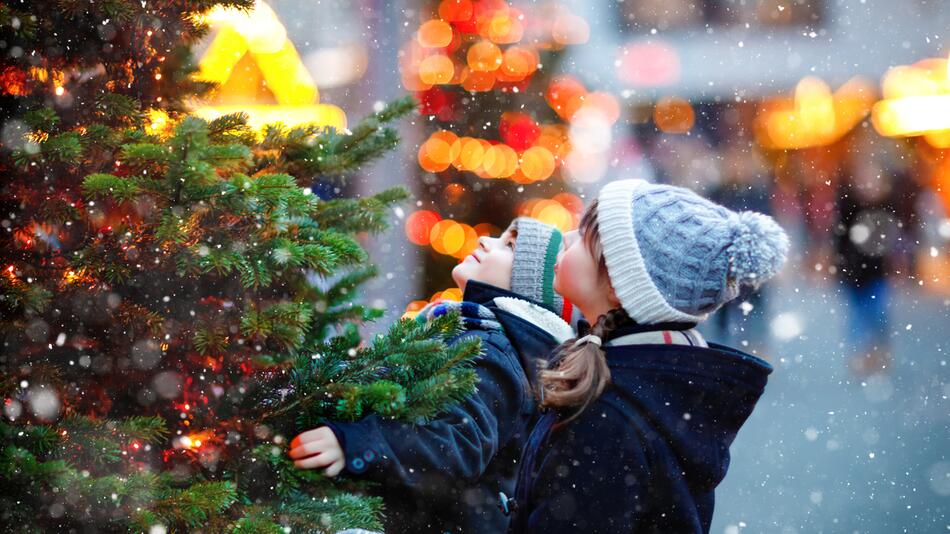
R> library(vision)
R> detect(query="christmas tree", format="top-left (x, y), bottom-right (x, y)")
top-left (0, 2), bottom-right (479, 531)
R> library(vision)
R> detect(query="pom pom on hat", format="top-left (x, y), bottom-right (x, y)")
top-left (728, 211), bottom-right (790, 288)
top-left (596, 178), bottom-right (791, 324)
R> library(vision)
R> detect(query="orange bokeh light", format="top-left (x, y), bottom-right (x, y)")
top-left (418, 19), bottom-right (455, 48)
top-left (467, 41), bottom-right (503, 72)
top-left (654, 96), bottom-right (695, 134)
top-left (500, 46), bottom-right (538, 79)
top-left (461, 68), bottom-right (496, 92)
top-left (427, 130), bottom-right (462, 164)
top-left (418, 54), bottom-right (455, 85)
top-left (429, 220), bottom-right (457, 255)
top-left (546, 75), bottom-right (588, 119)
top-left (444, 183), bottom-right (467, 204)
top-left (486, 8), bottom-right (524, 44)
top-left (418, 142), bottom-right (451, 173)
top-left (457, 137), bottom-right (486, 170)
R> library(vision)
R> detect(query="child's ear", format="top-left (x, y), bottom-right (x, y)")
top-left (606, 281), bottom-right (622, 308)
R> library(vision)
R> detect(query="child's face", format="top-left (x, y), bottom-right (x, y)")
top-left (554, 229), bottom-right (617, 321)
top-left (451, 228), bottom-right (517, 292)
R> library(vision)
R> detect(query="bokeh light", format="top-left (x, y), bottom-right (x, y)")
top-left (499, 111), bottom-right (541, 150)
top-left (461, 68), bottom-right (496, 91)
top-left (438, 0), bottom-right (474, 22)
top-left (418, 54), bottom-right (455, 85)
top-left (519, 146), bottom-right (556, 182)
top-left (457, 137), bottom-right (486, 170)
top-left (405, 210), bottom-right (442, 246)
top-left (418, 20), bottom-right (455, 48)
top-left (546, 75), bottom-right (587, 120)
top-left (552, 13), bottom-right (590, 46)
top-left (653, 96), bottom-right (695, 134)
top-left (500, 46), bottom-right (538, 81)
top-left (467, 41), bottom-right (503, 72)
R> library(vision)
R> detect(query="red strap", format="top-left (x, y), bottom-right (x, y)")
top-left (561, 299), bottom-right (573, 323)
top-left (662, 331), bottom-right (673, 344)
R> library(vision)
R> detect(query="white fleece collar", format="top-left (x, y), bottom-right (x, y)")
top-left (492, 296), bottom-right (575, 343)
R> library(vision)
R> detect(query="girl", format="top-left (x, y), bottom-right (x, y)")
top-left (509, 179), bottom-right (789, 533)
top-left (289, 217), bottom-right (574, 533)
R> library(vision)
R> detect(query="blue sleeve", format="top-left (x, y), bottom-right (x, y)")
top-left (323, 330), bottom-right (529, 489)
top-left (523, 408), bottom-right (651, 533)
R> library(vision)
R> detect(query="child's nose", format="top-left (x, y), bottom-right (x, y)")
top-left (564, 230), bottom-right (578, 247)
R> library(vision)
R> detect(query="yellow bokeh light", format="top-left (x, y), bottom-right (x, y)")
top-left (758, 77), bottom-right (874, 149)
top-left (456, 137), bottom-right (485, 170)
top-left (536, 201), bottom-right (573, 232)
top-left (441, 222), bottom-right (466, 255)
top-left (873, 54), bottom-right (950, 139)
top-left (519, 146), bottom-right (556, 182)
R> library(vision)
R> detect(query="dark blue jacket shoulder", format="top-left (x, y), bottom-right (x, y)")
top-left (512, 334), bottom-right (772, 534)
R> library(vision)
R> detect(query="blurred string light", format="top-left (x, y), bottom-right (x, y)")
top-left (405, 2), bottom-right (618, 186)
top-left (402, 192), bottom-right (583, 316)
top-left (402, 1), bottom-right (588, 93)
top-left (873, 54), bottom-right (950, 147)
top-left (176, 430), bottom-right (214, 451)
top-left (418, 124), bottom-right (567, 183)
top-left (404, 195), bottom-right (581, 257)
top-left (191, 1), bottom-right (346, 131)
top-left (404, 209), bottom-right (499, 260)
top-left (754, 76), bottom-right (875, 150)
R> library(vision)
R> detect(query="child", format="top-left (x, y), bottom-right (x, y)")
top-left (508, 179), bottom-right (789, 533)
top-left (289, 218), bottom-right (574, 533)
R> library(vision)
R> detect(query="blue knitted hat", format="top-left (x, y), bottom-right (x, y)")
top-left (597, 179), bottom-right (789, 324)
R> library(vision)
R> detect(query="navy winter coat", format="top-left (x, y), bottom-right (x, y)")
top-left (324, 281), bottom-right (566, 533)
top-left (509, 322), bottom-right (773, 533)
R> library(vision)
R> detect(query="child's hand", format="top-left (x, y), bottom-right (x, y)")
top-left (288, 426), bottom-right (345, 476)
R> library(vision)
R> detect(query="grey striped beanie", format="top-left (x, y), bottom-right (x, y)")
top-left (507, 217), bottom-right (564, 315)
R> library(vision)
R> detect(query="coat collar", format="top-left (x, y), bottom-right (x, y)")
top-left (463, 280), bottom-right (555, 313)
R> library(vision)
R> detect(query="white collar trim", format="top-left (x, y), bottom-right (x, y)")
top-left (492, 296), bottom-right (575, 343)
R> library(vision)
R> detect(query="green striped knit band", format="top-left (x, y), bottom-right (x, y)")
top-left (508, 217), bottom-right (564, 314)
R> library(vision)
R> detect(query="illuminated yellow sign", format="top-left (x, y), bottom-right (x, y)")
top-left (193, 1), bottom-right (346, 131)
top-left (872, 55), bottom-right (950, 146)
top-left (755, 77), bottom-right (874, 150)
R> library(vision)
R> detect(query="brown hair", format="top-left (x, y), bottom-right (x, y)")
top-left (538, 200), bottom-right (631, 422)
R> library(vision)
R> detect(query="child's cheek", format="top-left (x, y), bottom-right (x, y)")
top-left (555, 256), bottom-right (576, 299)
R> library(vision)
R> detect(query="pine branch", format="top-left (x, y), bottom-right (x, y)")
top-left (263, 312), bottom-right (480, 427)
top-left (147, 481), bottom-right (239, 529)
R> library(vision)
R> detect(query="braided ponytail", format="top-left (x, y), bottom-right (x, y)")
top-left (539, 307), bottom-right (631, 423)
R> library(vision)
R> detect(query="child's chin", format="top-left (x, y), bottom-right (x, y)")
top-left (450, 265), bottom-right (467, 290)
